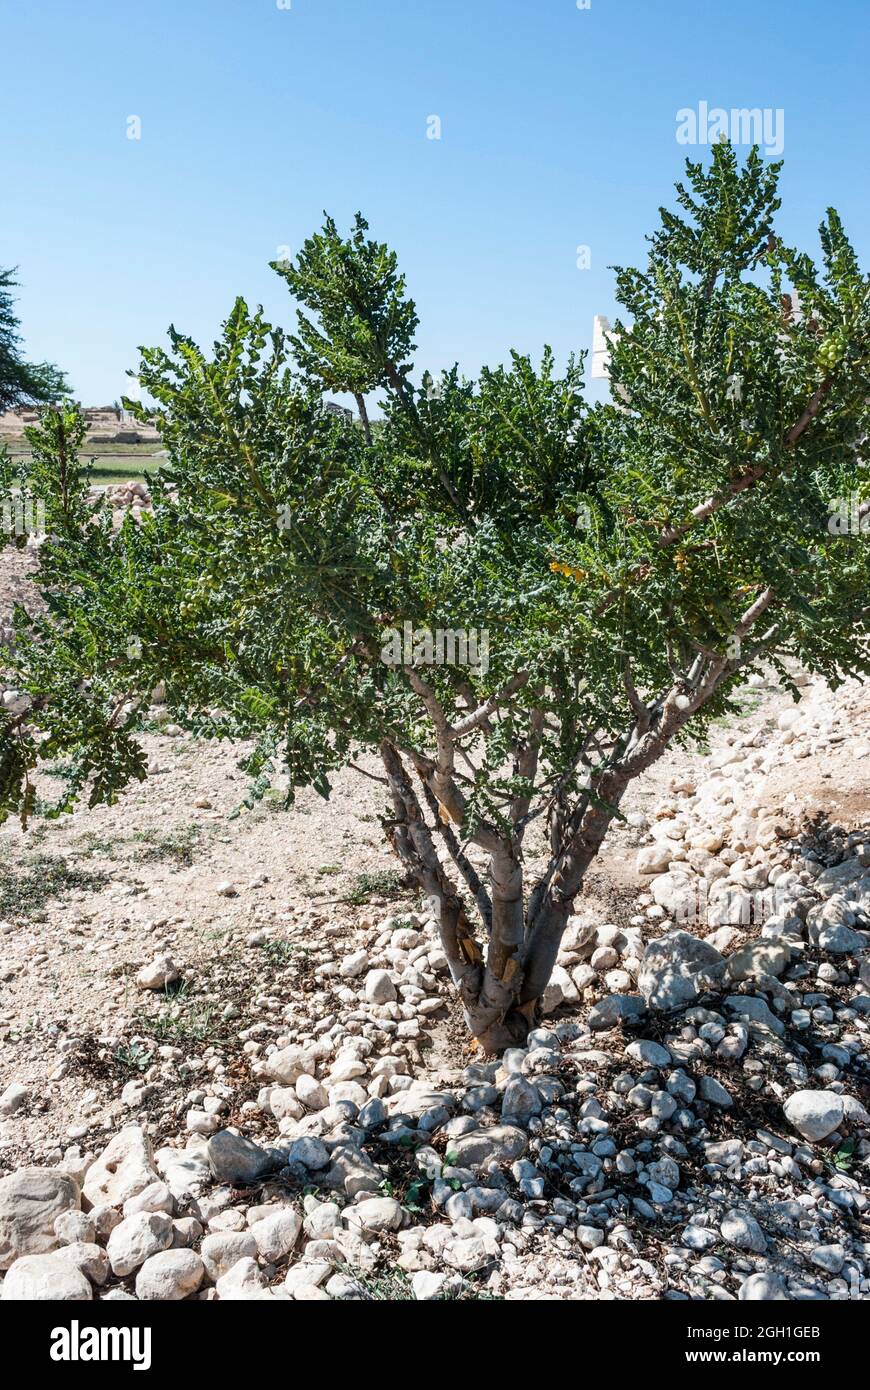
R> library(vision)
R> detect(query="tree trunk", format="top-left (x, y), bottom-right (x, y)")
top-left (471, 844), bottom-right (532, 1051)
top-left (354, 393), bottom-right (373, 446)
top-left (376, 743), bottom-right (655, 1052)
top-left (378, 741), bottom-right (483, 1007)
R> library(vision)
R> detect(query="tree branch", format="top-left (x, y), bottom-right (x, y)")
top-left (451, 672), bottom-right (529, 739)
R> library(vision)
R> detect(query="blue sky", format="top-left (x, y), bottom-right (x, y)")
top-left (3, 0), bottom-right (869, 405)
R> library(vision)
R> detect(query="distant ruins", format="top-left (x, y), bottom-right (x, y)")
top-left (0, 404), bottom-right (161, 444)
top-left (1, 400), bottom-right (356, 443)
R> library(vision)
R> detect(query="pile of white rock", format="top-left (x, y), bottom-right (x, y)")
top-left (632, 678), bottom-right (870, 943)
top-left (85, 481), bottom-right (152, 523)
top-left (537, 677), bottom-right (870, 1020)
top-left (2, 829), bottom-right (867, 1301)
top-left (109, 481), bottom-right (150, 511)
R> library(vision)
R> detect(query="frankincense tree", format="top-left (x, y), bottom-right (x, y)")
top-left (2, 146), bottom-right (868, 1049)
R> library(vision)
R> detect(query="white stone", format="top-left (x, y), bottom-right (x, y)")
top-left (136, 953), bottom-right (179, 991)
top-left (0, 1168), bottom-right (81, 1269)
top-left (294, 1076), bottom-right (327, 1112)
top-left (249, 1209), bottom-right (302, 1262)
top-left (412, 1269), bottom-right (446, 1300)
top-left (636, 844), bottom-right (674, 875)
top-left (186, 1109), bottom-right (219, 1135)
top-left (106, 1211), bottom-right (173, 1277)
top-left (200, 1231), bottom-right (258, 1281)
top-left (135, 1248), bottom-right (204, 1300)
top-left (1, 1250), bottom-right (92, 1301)
top-left (82, 1127), bottom-right (159, 1207)
top-left (265, 1046), bottom-right (310, 1086)
top-left (637, 931), bottom-right (724, 1011)
top-left (783, 1090), bottom-right (845, 1142)
top-left (122, 1181), bottom-right (175, 1219)
top-left (0, 1083), bottom-right (29, 1116)
top-left (364, 969), bottom-right (397, 1004)
top-left (626, 1039), bottom-right (671, 1069)
top-left (54, 1211), bottom-right (95, 1246)
top-left (344, 1197), bottom-right (403, 1235)
top-left (721, 1210), bottom-right (767, 1253)
top-left (650, 872), bottom-right (698, 919)
top-left (329, 1053), bottom-right (367, 1083)
top-left (738, 1271), bottom-right (789, 1300)
top-left (215, 1256), bottom-right (268, 1299)
top-left (339, 950), bottom-right (369, 979)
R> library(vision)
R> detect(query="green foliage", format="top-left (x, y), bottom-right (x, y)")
top-left (132, 824), bottom-right (201, 866)
top-left (1, 150), bottom-right (868, 1009)
top-left (135, 982), bottom-right (225, 1046)
top-left (831, 1138), bottom-right (856, 1173)
top-left (271, 212), bottom-right (418, 401)
top-left (599, 144), bottom-right (870, 701)
top-left (0, 267), bottom-right (68, 412)
top-left (0, 852), bottom-right (109, 920)
top-left (334, 1265), bottom-right (416, 1301)
top-left (1, 401), bottom-right (94, 539)
top-left (259, 939), bottom-right (304, 968)
top-left (112, 1042), bottom-right (154, 1073)
top-left (345, 869), bottom-right (408, 905)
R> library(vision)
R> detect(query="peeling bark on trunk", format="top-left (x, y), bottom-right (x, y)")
top-left (377, 740), bottom-right (630, 1052)
top-left (377, 662), bottom-right (747, 1052)
top-left (379, 741), bottom-right (483, 1010)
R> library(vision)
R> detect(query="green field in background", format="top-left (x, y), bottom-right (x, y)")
top-left (3, 438), bottom-right (161, 486)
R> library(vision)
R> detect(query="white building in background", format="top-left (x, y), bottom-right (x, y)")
top-left (591, 315), bottom-right (631, 405)
top-left (591, 314), bottom-right (617, 380)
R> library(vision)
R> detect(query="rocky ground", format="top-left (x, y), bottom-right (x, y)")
top-left (0, 534), bottom-right (868, 1302)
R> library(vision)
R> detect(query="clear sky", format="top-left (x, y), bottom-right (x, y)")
top-left (3, 0), bottom-right (869, 405)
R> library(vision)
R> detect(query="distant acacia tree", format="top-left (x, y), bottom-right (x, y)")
top-left (0, 268), bottom-right (68, 413)
top-left (2, 147), bottom-right (869, 1049)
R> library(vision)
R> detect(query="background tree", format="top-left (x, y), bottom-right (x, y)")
top-left (0, 401), bottom-right (92, 539)
top-left (0, 267), bottom-right (68, 413)
top-left (1, 146), bottom-right (868, 1050)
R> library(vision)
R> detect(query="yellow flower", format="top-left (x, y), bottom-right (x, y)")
top-left (550, 560), bottom-right (586, 582)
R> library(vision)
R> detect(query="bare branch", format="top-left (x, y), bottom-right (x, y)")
top-left (419, 778), bottom-right (493, 932)
top-left (510, 709), bottom-right (545, 827)
top-left (451, 672), bottom-right (530, 739)
top-left (347, 761), bottom-right (389, 786)
top-left (621, 659), bottom-right (649, 726)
